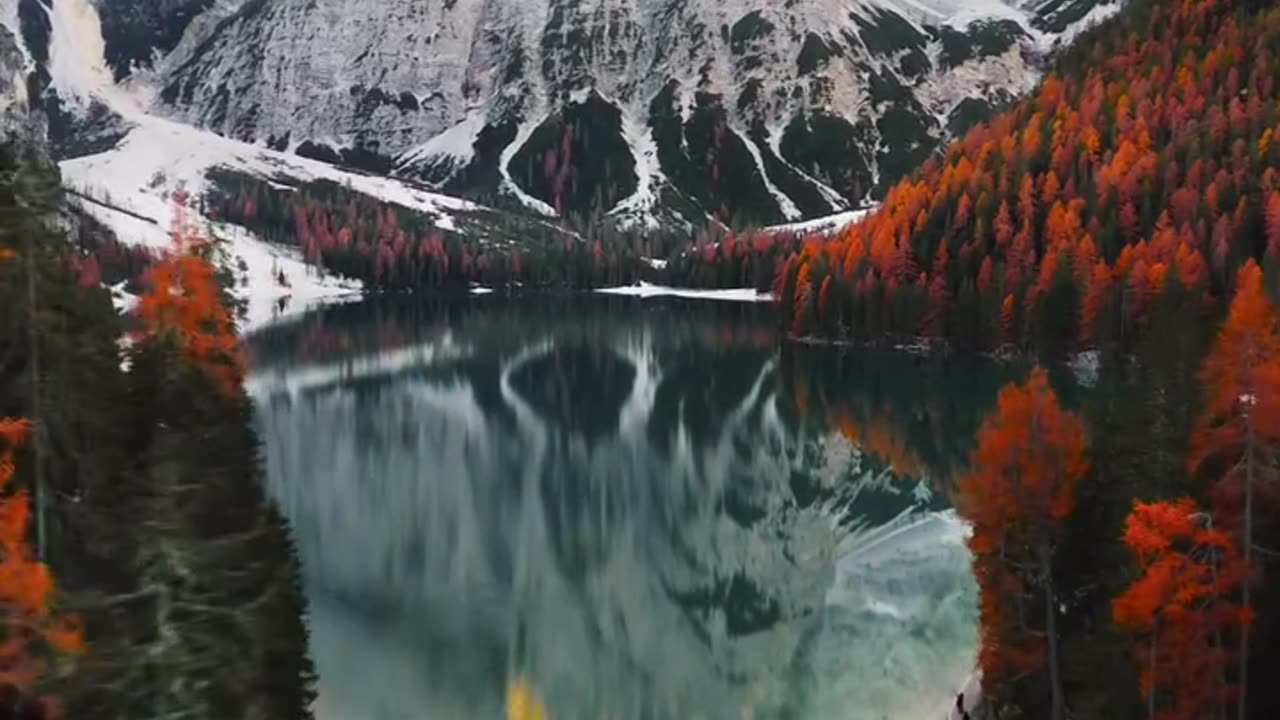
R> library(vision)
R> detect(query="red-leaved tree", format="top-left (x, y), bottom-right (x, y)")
top-left (135, 202), bottom-right (245, 397)
top-left (1113, 499), bottom-right (1245, 720)
top-left (957, 368), bottom-right (1088, 720)
top-left (1189, 260), bottom-right (1280, 719)
top-left (0, 418), bottom-right (84, 717)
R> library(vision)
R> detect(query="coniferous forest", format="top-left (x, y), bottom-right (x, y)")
top-left (768, 1), bottom-right (1280, 718)
top-left (1, 139), bottom-right (314, 717)
top-left (774, 0), bottom-right (1280, 355)
top-left (201, 168), bottom-right (820, 294)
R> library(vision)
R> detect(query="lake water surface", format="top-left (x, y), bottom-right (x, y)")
top-left (245, 296), bottom-right (1034, 720)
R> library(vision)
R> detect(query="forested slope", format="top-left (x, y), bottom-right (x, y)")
top-left (788, 1), bottom-right (1280, 719)
top-left (0, 131), bottom-right (316, 717)
top-left (776, 0), bottom-right (1280, 355)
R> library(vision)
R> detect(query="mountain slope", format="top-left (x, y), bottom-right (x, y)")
top-left (5, 0), bottom-right (655, 327)
top-left (80, 0), bottom-right (1117, 229)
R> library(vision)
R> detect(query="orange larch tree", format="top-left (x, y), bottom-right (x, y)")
top-left (1189, 260), bottom-right (1280, 720)
top-left (957, 368), bottom-right (1088, 720)
top-left (0, 418), bottom-right (84, 715)
top-left (1113, 499), bottom-right (1244, 720)
top-left (135, 202), bottom-right (245, 397)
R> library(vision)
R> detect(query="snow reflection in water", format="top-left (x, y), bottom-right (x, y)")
top-left (247, 298), bottom-right (982, 720)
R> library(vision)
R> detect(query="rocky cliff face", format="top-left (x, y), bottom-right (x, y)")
top-left (0, 15), bottom-right (35, 138)
top-left (8, 0), bottom-right (1119, 230)
top-left (115, 0), bottom-right (1115, 228)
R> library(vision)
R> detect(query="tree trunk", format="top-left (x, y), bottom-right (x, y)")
top-left (1239, 434), bottom-right (1253, 720)
top-left (1213, 588), bottom-right (1229, 719)
top-left (26, 235), bottom-right (45, 561)
top-left (1209, 519), bottom-right (1229, 720)
top-left (1041, 539), bottom-right (1065, 720)
top-left (1149, 622), bottom-right (1158, 720)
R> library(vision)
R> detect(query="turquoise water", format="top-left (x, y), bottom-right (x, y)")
top-left (246, 296), bottom-right (1012, 720)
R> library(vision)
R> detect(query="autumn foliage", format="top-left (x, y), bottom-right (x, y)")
top-left (1190, 260), bottom-right (1280, 488)
top-left (0, 419), bottom-right (83, 712)
top-left (135, 204), bottom-right (245, 396)
top-left (1113, 499), bottom-right (1244, 720)
top-left (775, 0), bottom-right (1280, 351)
top-left (957, 368), bottom-right (1087, 714)
top-left (1184, 259), bottom-right (1280, 719)
top-left (208, 170), bottom-right (644, 292)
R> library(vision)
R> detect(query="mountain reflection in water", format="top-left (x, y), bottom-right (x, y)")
top-left (246, 296), bottom-right (1033, 720)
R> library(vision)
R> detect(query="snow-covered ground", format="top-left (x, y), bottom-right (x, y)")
top-left (762, 207), bottom-right (876, 237)
top-left (58, 114), bottom-right (479, 238)
top-left (215, 223), bottom-right (362, 333)
top-left (73, 192), bottom-right (361, 333)
top-left (595, 281), bottom-right (772, 303)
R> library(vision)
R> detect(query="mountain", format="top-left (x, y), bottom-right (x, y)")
top-left (13, 0), bottom-right (1118, 231)
top-left (10, 0), bottom-right (665, 327)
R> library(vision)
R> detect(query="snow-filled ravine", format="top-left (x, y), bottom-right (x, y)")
top-left (240, 295), bottom-right (1046, 720)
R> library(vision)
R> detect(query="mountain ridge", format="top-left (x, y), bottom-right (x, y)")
top-left (10, 0), bottom-right (1120, 231)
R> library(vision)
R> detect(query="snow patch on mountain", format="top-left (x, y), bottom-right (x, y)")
top-left (607, 101), bottom-right (663, 229)
top-left (763, 207), bottom-right (876, 237)
top-left (866, 0), bottom-right (1024, 30)
top-left (735, 124), bottom-right (802, 222)
top-left (41, 0), bottom-right (154, 118)
top-left (1036, 1), bottom-right (1122, 50)
top-left (46, 0), bottom-right (113, 104)
top-left (396, 114), bottom-right (485, 176)
top-left (499, 115), bottom-right (558, 217)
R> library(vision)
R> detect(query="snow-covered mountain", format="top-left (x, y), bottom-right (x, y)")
top-left (11, 0), bottom-right (1120, 230)
top-left (2, 0), bottom-right (611, 331)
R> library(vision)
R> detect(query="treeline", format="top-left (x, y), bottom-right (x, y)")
top-left (204, 169), bottom-right (648, 291)
top-left (0, 142), bottom-right (315, 717)
top-left (774, 0), bottom-right (1280, 357)
top-left (202, 165), bottom-right (844, 295)
top-left (72, 210), bottom-right (160, 291)
top-left (659, 227), bottom-right (807, 292)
